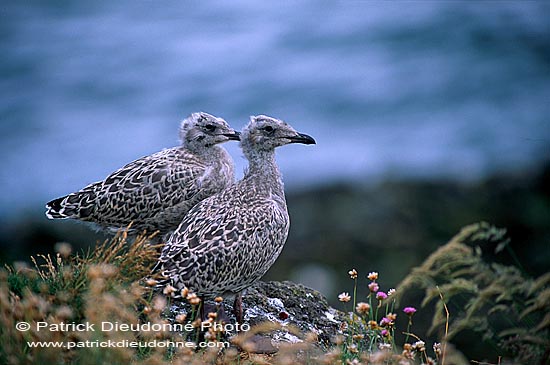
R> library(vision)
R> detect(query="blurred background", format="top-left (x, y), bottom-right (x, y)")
top-left (1, 0), bottom-right (549, 356)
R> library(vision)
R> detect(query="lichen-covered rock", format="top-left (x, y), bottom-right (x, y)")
top-left (165, 280), bottom-right (345, 353)
top-left (243, 281), bottom-right (344, 349)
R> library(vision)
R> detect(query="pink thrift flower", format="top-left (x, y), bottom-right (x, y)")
top-left (368, 282), bottom-right (379, 292)
top-left (403, 306), bottom-right (417, 316)
top-left (376, 291), bottom-right (388, 300)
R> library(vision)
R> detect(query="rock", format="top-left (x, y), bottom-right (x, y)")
top-left (243, 281), bottom-right (344, 349)
top-left (165, 280), bottom-right (345, 353)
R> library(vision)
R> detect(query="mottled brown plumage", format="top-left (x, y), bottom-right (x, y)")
top-left (45, 112), bottom-right (239, 237)
top-left (155, 115), bottom-right (315, 300)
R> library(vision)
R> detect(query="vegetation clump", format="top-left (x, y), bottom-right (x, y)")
top-left (0, 223), bottom-right (547, 364)
top-left (395, 222), bottom-right (550, 365)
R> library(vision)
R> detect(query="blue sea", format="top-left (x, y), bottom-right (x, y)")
top-left (1, 1), bottom-right (549, 218)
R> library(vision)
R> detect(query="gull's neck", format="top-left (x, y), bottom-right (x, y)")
top-left (243, 148), bottom-right (285, 198)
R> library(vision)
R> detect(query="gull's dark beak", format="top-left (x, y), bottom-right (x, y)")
top-left (224, 131), bottom-right (241, 141)
top-left (288, 132), bottom-right (316, 145)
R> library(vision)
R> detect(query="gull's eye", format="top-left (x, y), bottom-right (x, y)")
top-left (204, 124), bottom-right (216, 132)
top-left (263, 125), bottom-right (274, 133)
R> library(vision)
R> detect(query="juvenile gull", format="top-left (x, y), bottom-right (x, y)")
top-left (45, 112), bottom-right (240, 238)
top-left (154, 115), bottom-right (315, 320)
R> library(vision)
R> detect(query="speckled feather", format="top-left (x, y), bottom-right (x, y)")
top-left (155, 115), bottom-right (315, 298)
top-left (45, 112), bottom-right (238, 237)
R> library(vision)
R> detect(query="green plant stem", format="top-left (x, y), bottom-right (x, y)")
top-left (405, 319), bottom-right (412, 343)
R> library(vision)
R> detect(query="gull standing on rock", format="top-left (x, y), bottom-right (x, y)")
top-left (45, 112), bottom-right (240, 238)
top-left (154, 115), bottom-right (316, 321)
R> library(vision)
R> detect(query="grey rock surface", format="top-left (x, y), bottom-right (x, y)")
top-left (165, 280), bottom-right (345, 353)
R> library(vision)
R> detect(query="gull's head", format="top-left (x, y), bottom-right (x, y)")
top-left (240, 115), bottom-right (315, 153)
top-left (180, 112), bottom-right (240, 150)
